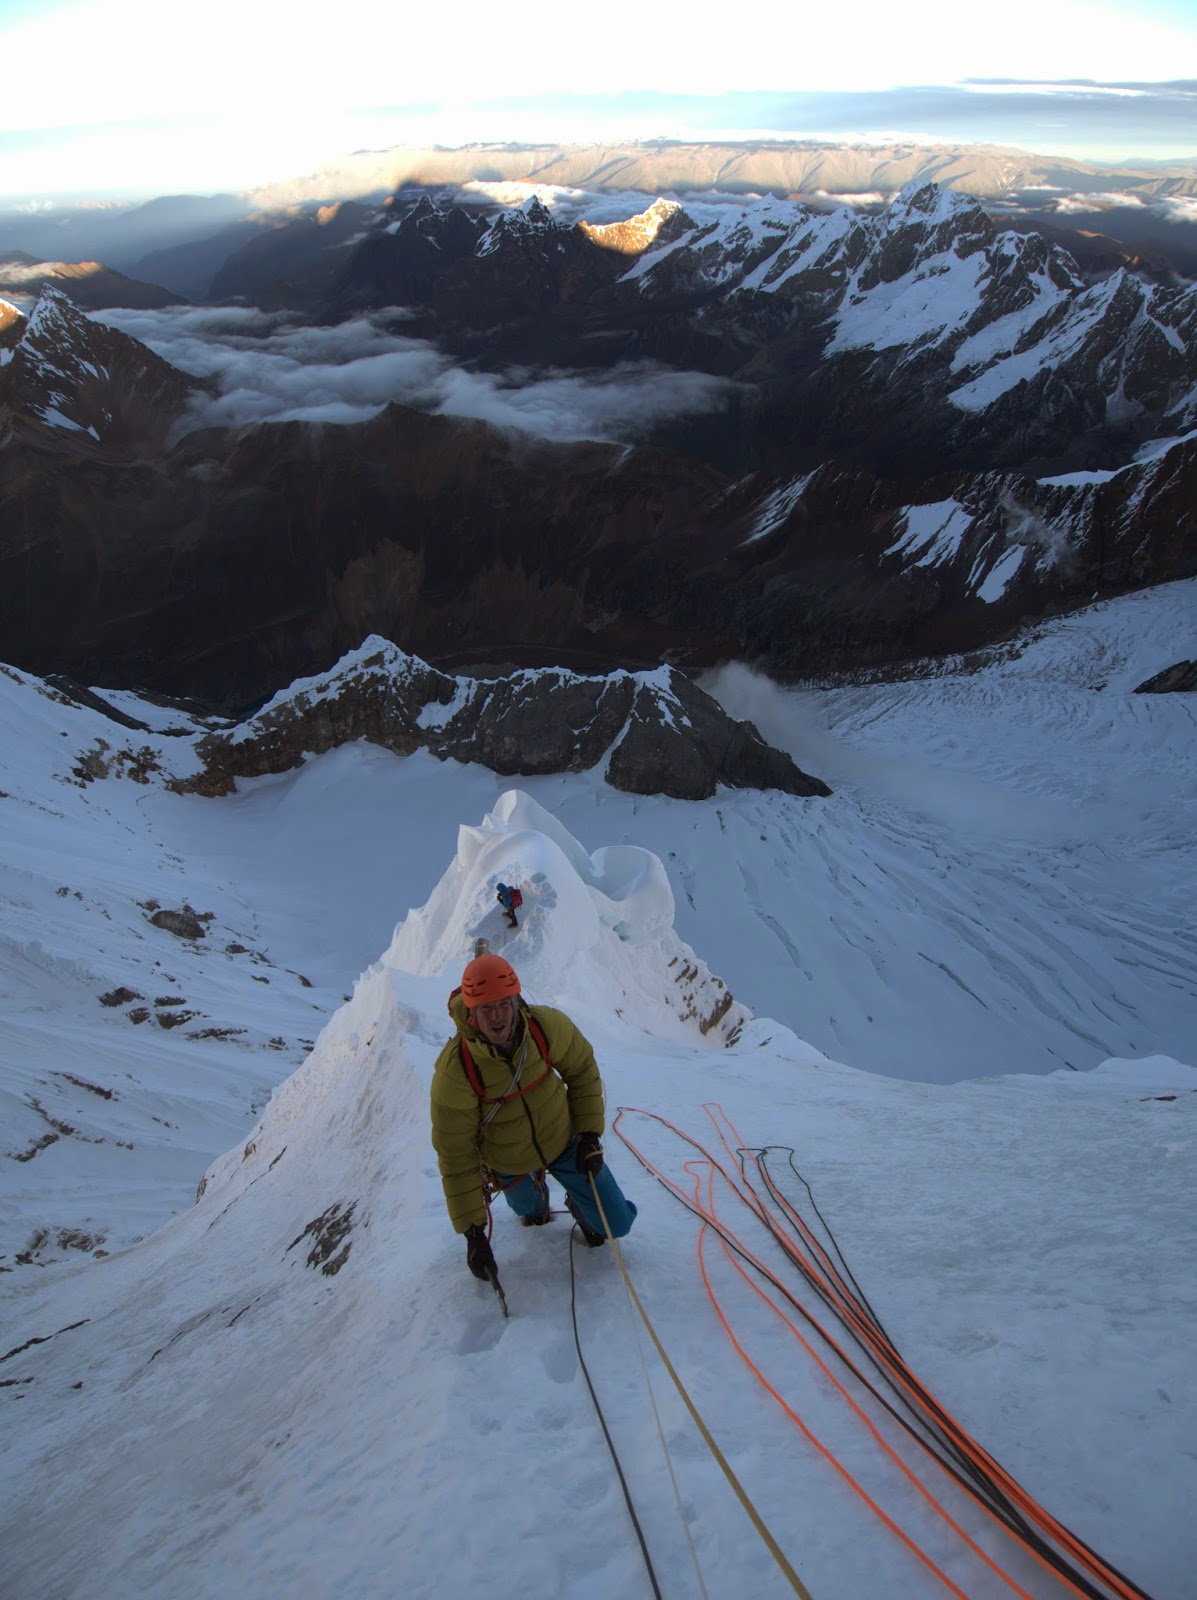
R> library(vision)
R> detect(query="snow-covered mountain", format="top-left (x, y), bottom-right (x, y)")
top-left (1, 580), bottom-right (1194, 1598)
top-left (3, 577), bottom-right (1193, 1249)
top-left (5, 139), bottom-right (1194, 292)
top-left (0, 284), bottom-right (202, 449)
top-left (1, 189), bottom-right (1193, 708)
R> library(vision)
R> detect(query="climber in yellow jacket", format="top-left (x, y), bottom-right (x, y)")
top-left (430, 953), bottom-right (637, 1281)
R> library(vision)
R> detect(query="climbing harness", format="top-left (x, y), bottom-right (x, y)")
top-left (453, 1005), bottom-right (554, 1122)
top-left (457, 1007), bottom-right (556, 1226)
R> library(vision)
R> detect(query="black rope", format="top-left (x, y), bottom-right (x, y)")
top-left (568, 1223), bottom-right (663, 1600)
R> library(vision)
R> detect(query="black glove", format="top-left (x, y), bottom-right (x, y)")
top-left (575, 1132), bottom-right (604, 1177)
top-left (465, 1223), bottom-right (496, 1281)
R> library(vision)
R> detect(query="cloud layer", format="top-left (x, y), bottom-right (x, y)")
top-left (92, 305), bottom-right (736, 442)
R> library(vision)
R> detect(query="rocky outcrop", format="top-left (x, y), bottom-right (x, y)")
top-left (1134, 660), bottom-right (1197, 693)
top-left (177, 638), bottom-right (830, 802)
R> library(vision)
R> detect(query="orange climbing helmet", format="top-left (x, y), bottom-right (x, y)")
top-left (460, 953), bottom-right (521, 1007)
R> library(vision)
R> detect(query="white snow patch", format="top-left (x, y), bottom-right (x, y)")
top-left (975, 543), bottom-right (1026, 602)
top-left (885, 499), bottom-right (973, 568)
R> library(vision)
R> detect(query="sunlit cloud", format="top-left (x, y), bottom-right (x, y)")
top-left (1053, 191), bottom-right (1150, 214)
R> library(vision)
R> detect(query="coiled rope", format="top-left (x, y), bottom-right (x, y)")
top-left (614, 1103), bottom-right (1156, 1600)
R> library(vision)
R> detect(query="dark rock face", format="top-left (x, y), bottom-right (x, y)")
top-left (1135, 660), bottom-right (1197, 693)
top-left (207, 202), bottom-right (374, 303)
top-left (179, 639), bottom-right (830, 802)
top-left (1, 378), bottom-right (1194, 709)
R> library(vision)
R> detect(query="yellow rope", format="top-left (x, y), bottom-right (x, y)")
top-left (588, 1174), bottom-right (815, 1600)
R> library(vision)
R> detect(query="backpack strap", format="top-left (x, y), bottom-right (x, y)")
top-left (457, 1006), bottom-right (554, 1103)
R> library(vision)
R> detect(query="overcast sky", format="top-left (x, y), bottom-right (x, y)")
top-left (0, 0), bottom-right (1194, 199)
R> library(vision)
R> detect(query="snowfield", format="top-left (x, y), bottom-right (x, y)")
top-left (1, 580), bottom-right (1195, 1599)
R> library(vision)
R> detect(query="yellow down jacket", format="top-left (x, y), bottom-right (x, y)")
top-left (430, 996), bottom-right (606, 1233)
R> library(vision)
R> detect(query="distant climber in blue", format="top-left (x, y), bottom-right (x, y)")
top-left (496, 881), bottom-right (522, 929)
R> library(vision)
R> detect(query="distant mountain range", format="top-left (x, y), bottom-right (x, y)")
top-left (2, 139), bottom-right (1196, 302)
top-left (1, 170), bottom-right (1194, 710)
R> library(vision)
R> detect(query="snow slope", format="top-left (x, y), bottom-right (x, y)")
top-left (2, 786), bottom-right (1193, 1600)
top-left (1, 582), bottom-right (1195, 1598)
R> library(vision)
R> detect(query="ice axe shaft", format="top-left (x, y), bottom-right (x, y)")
top-left (486, 1261), bottom-right (509, 1318)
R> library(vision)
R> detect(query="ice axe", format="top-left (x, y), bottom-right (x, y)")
top-left (485, 1259), bottom-right (509, 1318)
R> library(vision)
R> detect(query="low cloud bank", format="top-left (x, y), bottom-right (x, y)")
top-left (92, 304), bottom-right (737, 442)
top-left (998, 189), bottom-right (1197, 227)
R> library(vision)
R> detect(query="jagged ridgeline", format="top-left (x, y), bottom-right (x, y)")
top-left (172, 638), bottom-right (830, 802)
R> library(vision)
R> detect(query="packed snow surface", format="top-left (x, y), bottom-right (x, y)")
top-left (1, 581), bottom-right (1195, 1599)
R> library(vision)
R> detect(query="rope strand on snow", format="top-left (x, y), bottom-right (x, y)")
top-left (568, 1225), bottom-right (665, 1600)
top-left (588, 1174), bottom-right (816, 1600)
top-left (578, 1211), bottom-right (709, 1600)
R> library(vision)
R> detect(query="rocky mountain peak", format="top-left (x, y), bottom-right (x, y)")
top-left (1, 284), bottom-right (205, 452)
top-left (178, 637), bottom-right (831, 802)
top-left (25, 282), bottom-right (81, 342)
top-left (479, 196), bottom-right (564, 253)
top-left (521, 195), bottom-right (554, 225)
top-left (579, 197), bottom-right (681, 256)
top-left (891, 180), bottom-right (979, 225)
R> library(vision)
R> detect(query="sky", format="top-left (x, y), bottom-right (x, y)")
top-left (0, 0), bottom-right (1195, 199)
top-left (2, 582), bottom-right (1195, 1596)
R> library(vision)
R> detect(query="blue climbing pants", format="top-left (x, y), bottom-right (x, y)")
top-left (497, 1136), bottom-right (637, 1238)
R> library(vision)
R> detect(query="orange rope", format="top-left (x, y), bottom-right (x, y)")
top-left (703, 1101), bottom-right (1151, 1600)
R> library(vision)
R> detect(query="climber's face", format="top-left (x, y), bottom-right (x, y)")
top-left (472, 997), bottom-right (517, 1047)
